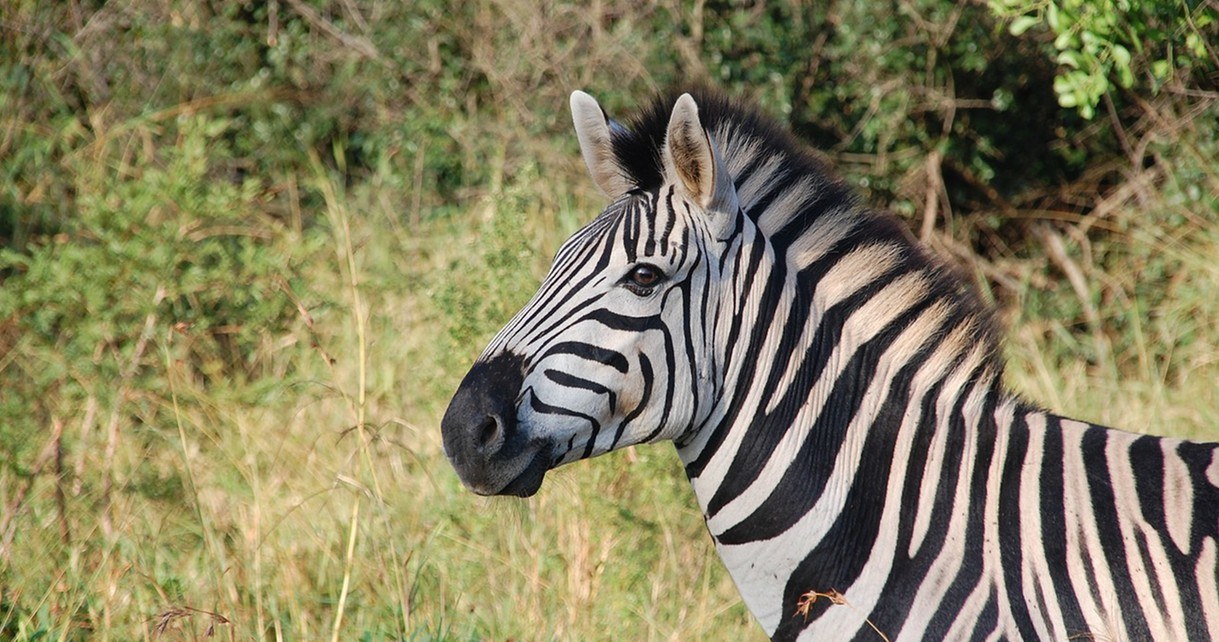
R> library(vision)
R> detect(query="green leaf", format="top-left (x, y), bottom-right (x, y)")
top-left (1057, 50), bottom-right (1082, 68)
top-left (1010, 15), bottom-right (1041, 36)
top-left (1186, 33), bottom-right (1206, 58)
top-left (1054, 75), bottom-right (1078, 105)
top-left (1117, 63), bottom-right (1134, 88)
top-left (1151, 59), bottom-right (1172, 80)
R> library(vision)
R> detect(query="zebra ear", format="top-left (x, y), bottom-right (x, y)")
top-left (663, 94), bottom-right (738, 212)
top-left (570, 90), bottom-right (634, 200)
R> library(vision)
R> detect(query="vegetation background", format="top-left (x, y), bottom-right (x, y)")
top-left (1, 0), bottom-right (1216, 640)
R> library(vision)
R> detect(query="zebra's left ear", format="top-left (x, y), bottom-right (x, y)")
top-left (663, 94), bottom-right (739, 214)
top-left (571, 90), bottom-right (635, 200)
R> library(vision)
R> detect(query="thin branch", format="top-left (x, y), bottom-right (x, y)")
top-left (1, 417), bottom-right (66, 563)
top-left (101, 285), bottom-right (166, 538)
top-left (55, 417), bottom-right (70, 546)
top-left (1033, 224), bottom-right (1112, 370)
top-left (282, 0), bottom-right (381, 61)
top-left (921, 149), bottom-right (947, 242)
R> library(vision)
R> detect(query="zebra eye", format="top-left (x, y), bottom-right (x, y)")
top-left (624, 263), bottom-right (665, 294)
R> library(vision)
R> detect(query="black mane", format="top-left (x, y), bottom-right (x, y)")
top-left (608, 88), bottom-right (840, 196)
top-left (607, 88), bottom-right (1009, 387)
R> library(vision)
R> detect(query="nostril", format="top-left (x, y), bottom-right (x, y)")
top-left (477, 414), bottom-right (503, 451)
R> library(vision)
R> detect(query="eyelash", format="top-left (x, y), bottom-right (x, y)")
top-left (622, 263), bottom-right (665, 295)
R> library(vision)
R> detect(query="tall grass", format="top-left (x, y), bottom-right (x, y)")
top-left (1, 1), bottom-right (1217, 640)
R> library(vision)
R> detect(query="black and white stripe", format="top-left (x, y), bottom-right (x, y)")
top-left (441, 89), bottom-right (1219, 641)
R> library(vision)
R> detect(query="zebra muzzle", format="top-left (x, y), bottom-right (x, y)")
top-left (441, 352), bottom-right (549, 497)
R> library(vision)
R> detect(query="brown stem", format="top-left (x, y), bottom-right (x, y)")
top-left (0, 418), bottom-right (67, 564)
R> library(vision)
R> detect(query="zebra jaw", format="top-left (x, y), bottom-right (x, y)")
top-left (441, 352), bottom-right (552, 497)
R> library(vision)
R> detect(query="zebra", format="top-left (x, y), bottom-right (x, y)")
top-left (440, 88), bottom-right (1219, 641)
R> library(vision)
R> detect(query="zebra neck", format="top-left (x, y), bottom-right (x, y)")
top-left (679, 315), bottom-right (1004, 535)
top-left (676, 354), bottom-right (1010, 636)
top-left (677, 231), bottom-right (1004, 516)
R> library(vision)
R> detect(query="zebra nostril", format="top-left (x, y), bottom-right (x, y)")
top-left (477, 414), bottom-right (503, 452)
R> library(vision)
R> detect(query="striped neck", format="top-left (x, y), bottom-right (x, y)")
top-left (662, 109), bottom-right (1012, 634)
top-left (675, 308), bottom-right (1011, 634)
top-left (673, 150), bottom-right (1008, 505)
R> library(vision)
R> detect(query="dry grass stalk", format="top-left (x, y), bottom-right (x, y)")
top-left (1033, 224), bottom-right (1112, 370)
top-left (795, 588), bottom-right (891, 641)
top-left (150, 606), bottom-right (230, 639)
top-left (100, 284), bottom-right (166, 538)
top-left (921, 149), bottom-right (948, 242)
top-left (0, 417), bottom-right (66, 563)
top-left (282, 0), bottom-right (380, 60)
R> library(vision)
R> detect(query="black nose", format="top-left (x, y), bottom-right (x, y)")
top-left (446, 379), bottom-right (514, 458)
top-left (442, 352), bottom-right (530, 492)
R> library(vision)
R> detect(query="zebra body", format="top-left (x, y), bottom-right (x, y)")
top-left (440, 89), bottom-right (1219, 640)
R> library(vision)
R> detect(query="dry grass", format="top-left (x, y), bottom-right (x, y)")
top-left (1, 2), bottom-right (1216, 641)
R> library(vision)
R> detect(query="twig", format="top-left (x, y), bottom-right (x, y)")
top-left (54, 417), bottom-right (70, 546)
top-left (1078, 168), bottom-right (1160, 235)
top-left (1102, 92), bottom-right (1134, 164)
top-left (275, 275), bottom-right (336, 369)
top-left (282, 0), bottom-right (381, 60)
top-left (267, 0), bottom-right (279, 46)
top-left (330, 499), bottom-right (361, 642)
top-left (921, 149), bottom-right (946, 242)
top-left (932, 233), bottom-right (1022, 294)
top-left (150, 605), bottom-right (230, 638)
top-left (101, 285), bottom-right (166, 538)
top-left (0, 417), bottom-right (67, 563)
top-left (795, 588), bottom-right (891, 641)
top-left (411, 140), bottom-right (427, 227)
top-left (71, 394), bottom-right (98, 495)
top-left (1033, 224), bottom-right (1112, 369)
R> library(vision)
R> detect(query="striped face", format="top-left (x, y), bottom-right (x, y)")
top-left (442, 92), bottom-right (742, 496)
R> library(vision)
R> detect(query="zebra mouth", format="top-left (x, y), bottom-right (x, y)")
top-left (486, 449), bottom-right (549, 497)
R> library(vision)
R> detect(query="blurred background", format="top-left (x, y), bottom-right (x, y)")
top-left (1, 0), bottom-right (1216, 639)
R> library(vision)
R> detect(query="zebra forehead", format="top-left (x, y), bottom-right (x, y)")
top-left (572, 190), bottom-right (690, 250)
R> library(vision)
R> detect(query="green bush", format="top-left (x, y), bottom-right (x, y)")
top-left (0, 111), bottom-right (311, 432)
top-left (992, 0), bottom-right (1217, 118)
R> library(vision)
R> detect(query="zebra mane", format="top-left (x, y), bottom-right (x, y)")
top-left (609, 88), bottom-right (834, 203)
top-left (609, 88), bottom-right (1008, 383)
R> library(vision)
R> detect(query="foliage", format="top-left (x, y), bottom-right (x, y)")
top-left (0, 0), bottom-right (1217, 640)
top-left (991, 0), bottom-right (1219, 118)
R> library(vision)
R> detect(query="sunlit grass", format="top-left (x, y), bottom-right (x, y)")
top-left (1, 2), bottom-right (1216, 637)
top-left (4, 123), bottom-right (1219, 640)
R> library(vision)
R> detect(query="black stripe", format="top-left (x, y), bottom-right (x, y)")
top-left (861, 374), bottom-right (948, 636)
top-left (707, 263), bottom-right (913, 521)
top-left (923, 384), bottom-right (1000, 637)
top-left (769, 330), bottom-right (935, 639)
top-left (524, 389), bottom-right (601, 459)
top-left (997, 409), bottom-right (1039, 640)
top-left (536, 341), bottom-right (628, 373)
top-left (612, 353), bottom-right (653, 448)
top-left (643, 189), bottom-right (659, 256)
top-left (716, 286), bottom-right (932, 544)
top-left (1038, 416), bottom-right (1087, 633)
top-left (624, 195), bottom-right (640, 263)
top-left (657, 188), bottom-right (676, 250)
top-left (543, 369), bottom-right (617, 414)
top-left (1174, 441), bottom-right (1219, 642)
top-left (856, 366), bottom-right (981, 636)
top-left (1080, 426), bottom-right (1153, 641)
top-left (683, 230), bottom-right (777, 478)
top-left (965, 588), bottom-right (1001, 641)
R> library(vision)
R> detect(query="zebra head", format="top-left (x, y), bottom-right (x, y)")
top-left (442, 91), bottom-right (744, 497)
